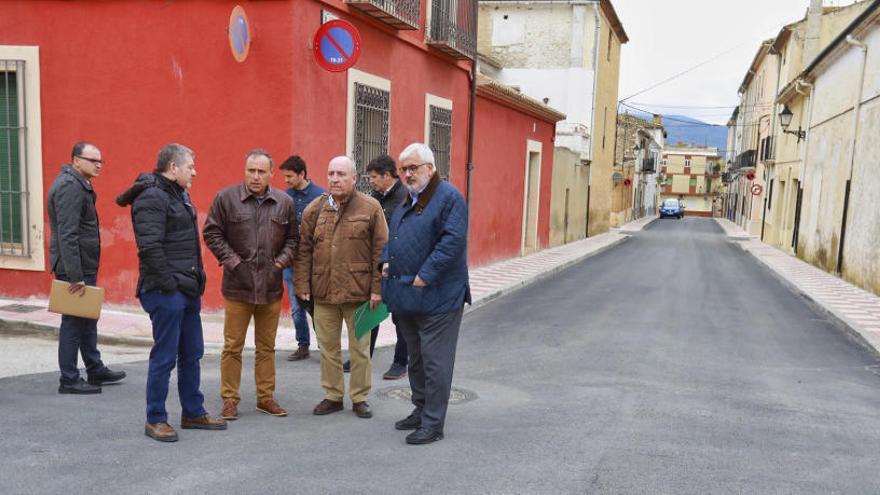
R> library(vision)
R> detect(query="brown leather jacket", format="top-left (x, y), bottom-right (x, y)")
top-left (203, 183), bottom-right (298, 304)
top-left (294, 192), bottom-right (388, 305)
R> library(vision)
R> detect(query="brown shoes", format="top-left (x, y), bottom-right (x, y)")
top-left (145, 422), bottom-right (178, 442)
top-left (287, 346), bottom-right (310, 361)
top-left (352, 401), bottom-right (373, 418)
top-left (181, 414), bottom-right (227, 430)
top-left (256, 399), bottom-right (288, 417)
top-left (313, 399), bottom-right (344, 415)
top-left (221, 399), bottom-right (238, 420)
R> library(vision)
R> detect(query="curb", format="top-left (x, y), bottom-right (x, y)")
top-left (466, 234), bottom-right (632, 315)
top-left (734, 244), bottom-right (880, 359)
top-left (0, 317), bottom-right (156, 348)
top-left (1, 229), bottom-right (642, 350)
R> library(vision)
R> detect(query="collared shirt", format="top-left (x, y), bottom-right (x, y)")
top-left (286, 180), bottom-right (326, 225)
top-left (328, 194), bottom-right (340, 211)
top-left (409, 179), bottom-right (430, 206)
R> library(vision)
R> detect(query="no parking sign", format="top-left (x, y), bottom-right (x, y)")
top-left (313, 19), bottom-right (362, 72)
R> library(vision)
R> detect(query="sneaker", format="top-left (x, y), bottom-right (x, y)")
top-left (383, 362), bottom-right (407, 380)
top-left (342, 360), bottom-right (351, 373)
top-left (221, 399), bottom-right (238, 420)
top-left (87, 367), bottom-right (126, 385)
top-left (145, 422), bottom-right (178, 442)
top-left (287, 346), bottom-right (310, 361)
top-left (58, 378), bottom-right (101, 395)
top-left (256, 399), bottom-right (288, 417)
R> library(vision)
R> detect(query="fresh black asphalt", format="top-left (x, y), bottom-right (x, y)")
top-left (2, 218), bottom-right (880, 494)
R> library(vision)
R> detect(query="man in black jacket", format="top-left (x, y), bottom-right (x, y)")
top-left (342, 155), bottom-right (409, 379)
top-left (47, 142), bottom-right (125, 394)
top-left (117, 143), bottom-right (226, 442)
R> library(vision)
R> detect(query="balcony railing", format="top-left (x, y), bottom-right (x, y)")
top-left (427, 0), bottom-right (477, 60)
top-left (346, 0), bottom-right (420, 30)
top-left (733, 149), bottom-right (756, 170)
top-left (759, 135), bottom-right (774, 162)
top-left (641, 157), bottom-right (656, 173)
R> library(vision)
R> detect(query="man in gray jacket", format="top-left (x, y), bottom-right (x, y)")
top-left (47, 142), bottom-right (125, 394)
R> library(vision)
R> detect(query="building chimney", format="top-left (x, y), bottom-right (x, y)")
top-left (803, 0), bottom-right (823, 66)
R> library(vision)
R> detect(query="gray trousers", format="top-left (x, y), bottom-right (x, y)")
top-left (396, 307), bottom-right (463, 432)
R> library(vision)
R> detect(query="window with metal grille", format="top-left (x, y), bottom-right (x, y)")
top-left (0, 60), bottom-right (28, 257)
top-left (428, 105), bottom-right (452, 180)
top-left (352, 83), bottom-right (390, 193)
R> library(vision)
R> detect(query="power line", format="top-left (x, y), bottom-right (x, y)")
top-left (619, 44), bottom-right (745, 102)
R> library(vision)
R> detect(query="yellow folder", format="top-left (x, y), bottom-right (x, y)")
top-left (47, 279), bottom-right (104, 320)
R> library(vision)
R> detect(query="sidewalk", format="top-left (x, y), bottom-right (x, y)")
top-left (0, 215), bottom-right (656, 351)
top-left (715, 218), bottom-right (880, 355)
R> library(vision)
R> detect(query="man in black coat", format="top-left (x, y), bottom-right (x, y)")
top-left (47, 142), bottom-right (125, 394)
top-left (116, 143), bottom-right (226, 442)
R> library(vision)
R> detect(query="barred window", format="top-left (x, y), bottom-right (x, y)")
top-left (352, 83), bottom-right (390, 193)
top-left (0, 60), bottom-right (27, 257)
top-left (428, 105), bottom-right (452, 180)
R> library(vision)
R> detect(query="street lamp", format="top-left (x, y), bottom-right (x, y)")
top-left (779, 105), bottom-right (806, 142)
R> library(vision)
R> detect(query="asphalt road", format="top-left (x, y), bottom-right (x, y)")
top-left (2, 218), bottom-right (880, 494)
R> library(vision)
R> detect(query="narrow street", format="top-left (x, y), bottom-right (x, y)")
top-left (2, 218), bottom-right (879, 494)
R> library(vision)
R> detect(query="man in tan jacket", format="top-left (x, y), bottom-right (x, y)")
top-left (295, 156), bottom-right (388, 418)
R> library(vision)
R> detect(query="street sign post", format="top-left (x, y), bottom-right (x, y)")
top-left (313, 19), bottom-right (361, 72)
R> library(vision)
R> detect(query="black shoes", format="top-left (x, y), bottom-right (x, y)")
top-left (87, 368), bottom-right (126, 386)
top-left (383, 362), bottom-right (407, 380)
top-left (394, 412), bottom-right (421, 430)
top-left (406, 427), bottom-right (444, 445)
top-left (59, 378), bottom-right (101, 394)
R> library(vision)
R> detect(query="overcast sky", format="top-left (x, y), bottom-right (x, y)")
top-left (611, 0), bottom-right (861, 124)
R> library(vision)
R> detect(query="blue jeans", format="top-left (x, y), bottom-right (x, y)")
top-left (283, 267), bottom-right (311, 347)
top-left (140, 290), bottom-right (206, 424)
top-left (57, 274), bottom-right (105, 385)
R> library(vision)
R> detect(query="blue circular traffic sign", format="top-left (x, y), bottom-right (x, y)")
top-left (313, 19), bottom-right (362, 72)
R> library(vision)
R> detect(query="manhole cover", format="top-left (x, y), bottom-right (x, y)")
top-left (374, 385), bottom-right (478, 405)
top-left (0, 304), bottom-right (43, 314)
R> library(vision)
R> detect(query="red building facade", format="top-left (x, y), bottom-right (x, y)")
top-left (0, 0), bottom-right (558, 309)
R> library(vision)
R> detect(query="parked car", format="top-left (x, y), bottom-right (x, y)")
top-left (660, 198), bottom-right (683, 219)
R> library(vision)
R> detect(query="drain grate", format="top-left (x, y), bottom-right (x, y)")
top-left (374, 385), bottom-right (478, 405)
top-left (0, 304), bottom-right (44, 314)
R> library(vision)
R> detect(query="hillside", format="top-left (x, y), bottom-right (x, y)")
top-left (619, 109), bottom-right (727, 151)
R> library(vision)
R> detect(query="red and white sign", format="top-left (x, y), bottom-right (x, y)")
top-left (313, 19), bottom-right (361, 72)
top-left (751, 183), bottom-right (763, 196)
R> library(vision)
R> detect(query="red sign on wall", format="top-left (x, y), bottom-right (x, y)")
top-left (313, 20), bottom-right (362, 72)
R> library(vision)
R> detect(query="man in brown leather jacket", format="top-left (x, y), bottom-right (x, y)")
top-left (295, 156), bottom-right (387, 419)
top-left (203, 149), bottom-right (297, 420)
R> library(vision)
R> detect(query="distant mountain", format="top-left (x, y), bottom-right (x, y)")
top-left (663, 114), bottom-right (727, 152)
top-left (618, 109), bottom-right (727, 152)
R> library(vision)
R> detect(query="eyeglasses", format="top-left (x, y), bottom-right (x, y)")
top-left (398, 162), bottom-right (429, 175)
top-left (75, 156), bottom-right (103, 165)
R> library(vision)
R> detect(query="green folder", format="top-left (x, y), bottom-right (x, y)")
top-left (354, 302), bottom-right (390, 340)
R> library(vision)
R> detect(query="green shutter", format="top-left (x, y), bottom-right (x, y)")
top-left (0, 69), bottom-right (22, 244)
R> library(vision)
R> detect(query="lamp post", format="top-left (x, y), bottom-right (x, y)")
top-left (779, 105), bottom-right (806, 142)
